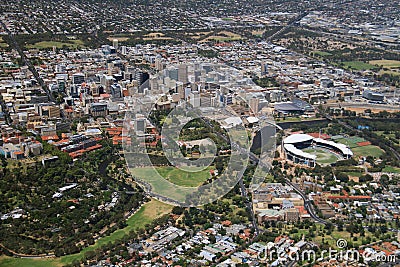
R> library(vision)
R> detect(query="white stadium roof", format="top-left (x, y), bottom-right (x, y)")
top-left (284, 144), bottom-right (317, 160)
top-left (314, 138), bottom-right (353, 156)
top-left (283, 133), bottom-right (353, 161)
top-left (283, 134), bottom-right (314, 144)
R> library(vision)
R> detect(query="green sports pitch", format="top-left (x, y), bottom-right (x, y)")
top-left (303, 148), bottom-right (340, 165)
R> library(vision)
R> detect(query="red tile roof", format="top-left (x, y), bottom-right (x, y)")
top-left (42, 135), bottom-right (59, 141)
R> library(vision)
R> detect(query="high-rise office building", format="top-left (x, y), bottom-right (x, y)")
top-left (135, 114), bottom-right (146, 134)
top-left (121, 46), bottom-right (127, 55)
top-left (178, 64), bottom-right (188, 84)
top-left (90, 103), bottom-right (108, 117)
top-left (135, 70), bottom-right (149, 86)
top-left (113, 39), bottom-right (119, 50)
top-left (110, 84), bottom-right (123, 99)
top-left (261, 63), bottom-right (268, 76)
top-left (249, 97), bottom-right (260, 114)
top-left (176, 82), bottom-right (185, 99)
top-left (189, 91), bottom-right (200, 108)
top-left (168, 68), bottom-right (179, 81)
top-left (72, 73), bottom-right (85, 85)
top-left (155, 57), bottom-right (165, 71)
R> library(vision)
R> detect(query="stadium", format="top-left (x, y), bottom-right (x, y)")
top-left (282, 133), bottom-right (353, 167)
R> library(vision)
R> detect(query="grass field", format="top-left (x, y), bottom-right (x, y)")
top-left (155, 166), bottom-right (212, 187)
top-left (201, 31), bottom-right (242, 42)
top-left (0, 200), bottom-right (172, 267)
top-left (0, 257), bottom-right (61, 267)
top-left (185, 31), bottom-right (212, 39)
top-left (130, 166), bottom-right (213, 202)
top-left (345, 171), bottom-right (364, 177)
top-left (383, 166), bottom-right (400, 174)
top-left (312, 51), bottom-right (332, 56)
top-left (27, 40), bottom-right (84, 49)
top-left (251, 29), bottom-right (265, 37)
top-left (286, 227), bottom-right (377, 248)
top-left (317, 230), bottom-right (377, 248)
top-left (131, 166), bottom-right (212, 187)
top-left (342, 61), bottom-right (378, 70)
top-left (352, 145), bottom-right (384, 158)
top-left (375, 131), bottom-right (396, 139)
top-left (336, 136), bottom-right (366, 148)
top-left (370, 60), bottom-right (400, 68)
top-left (379, 70), bottom-right (400, 76)
top-left (0, 37), bottom-right (8, 48)
top-left (303, 148), bottom-right (339, 165)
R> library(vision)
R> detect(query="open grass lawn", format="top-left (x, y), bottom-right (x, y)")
top-left (201, 31), bottom-right (242, 42)
top-left (251, 29), bottom-right (265, 36)
top-left (0, 257), bottom-right (62, 267)
top-left (336, 136), bottom-right (366, 148)
top-left (107, 36), bottom-right (130, 42)
top-left (283, 227), bottom-right (376, 248)
top-left (0, 200), bottom-right (171, 267)
top-left (155, 166), bottom-right (212, 187)
top-left (383, 166), bottom-right (400, 174)
top-left (131, 166), bottom-right (212, 188)
top-left (27, 40), bottom-right (84, 49)
top-left (185, 31), bottom-right (212, 39)
top-left (342, 61), bottom-right (378, 70)
top-left (130, 166), bottom-right (213, 202)
top-left (205, 36), bottom-right (242, 42)
top-left (319, 230), bottom-right (375, 248)
top-left (312, 51), bottom-right (332, 56)
top-left (352, 145), bottom-right (384, 158)
top-left (345, 171), bottom-right (364, 177)
top-left (375, 131), bottom-right (396, 139)
top-left (303, 148), bottom-right (339, 165)
top-left (379, 70), bottom-right (400, 76)
top-left (0, 36), bottom-right (6, 47)
top-left (370, 60), bottom-right (400, 68)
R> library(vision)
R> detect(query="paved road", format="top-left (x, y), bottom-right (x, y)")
top-left (266, 12), bottom-right (309, 42)
top-left (200, 116), bottom-right (330, 232)
top-left (0, 20), bottom-right (56, 104)
top-left (284, 179), bottom-right (329, 225)
top-left (198, 117), bottom-right (261, 235)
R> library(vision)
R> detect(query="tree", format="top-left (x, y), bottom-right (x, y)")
top-left (336, 172), bottom-right (349, 183)
top-left (172, 206), bottom-right (185, 215)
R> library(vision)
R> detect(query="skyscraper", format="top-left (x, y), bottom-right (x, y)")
top-left (121, 46), bottom-right (127, 55)
top-left (72, 73), bottom-right (85, 85)
top-left (178, 64), bottom-right (188, 84)
top-left (249, 97), bottom-right (260, 114)
top-left (189, 91), bottom-right (200, 108)
top-left (261, 63), bottom-right (268, 76)
top-left (168, 68), bottom-right (179, 81)
top-left (113, 39), bottom-right (119, 50)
